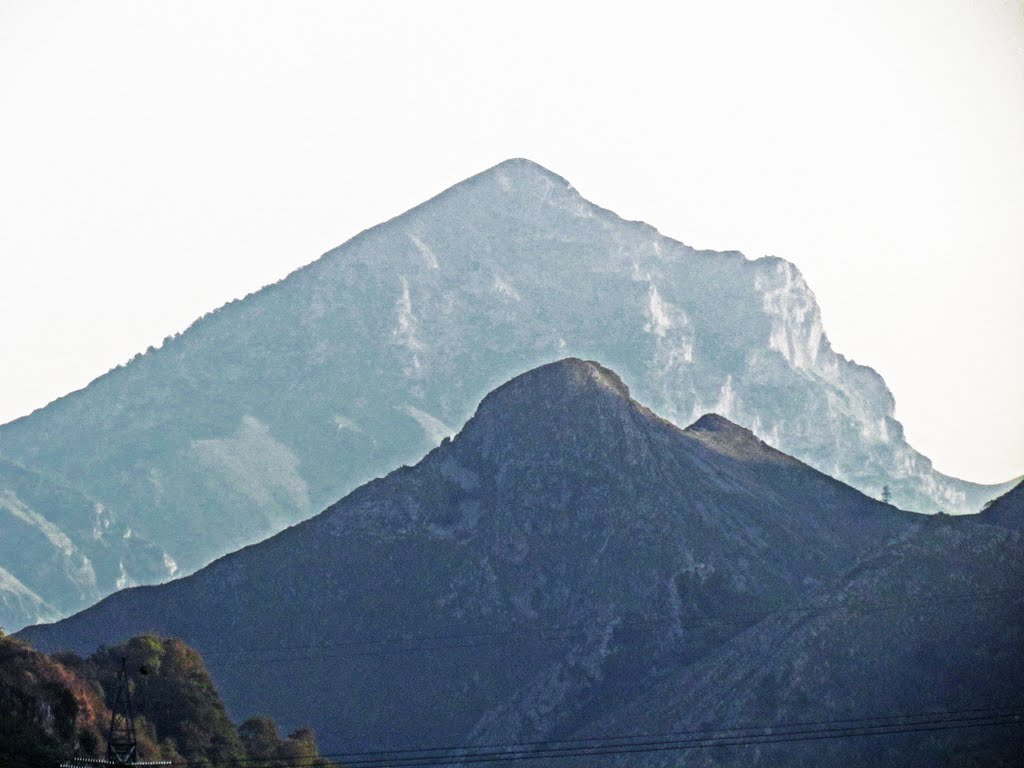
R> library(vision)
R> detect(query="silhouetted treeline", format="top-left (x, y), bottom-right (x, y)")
top-left (0, 630), bottom-right (335, 767)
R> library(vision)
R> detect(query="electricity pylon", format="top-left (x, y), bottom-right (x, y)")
top-left (59, 657), bottom-right (169, 768)
top-left (106, 658), bottom-right (138, 765)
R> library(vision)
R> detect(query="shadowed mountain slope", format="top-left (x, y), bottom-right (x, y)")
top-left (0, 159), bottom-right (1012, 631)
top-left (22, 360), bottom-right (1019, 765)
top-left (980, 480), bottom-right (1024, 529)
top-left (575, 516), bottom-right (1024, 767)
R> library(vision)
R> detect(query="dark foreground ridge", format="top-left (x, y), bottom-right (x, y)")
top-left (19, 359), bottom-right (1024, 766)
top-left (980, 479), bottom-right (1024, 528)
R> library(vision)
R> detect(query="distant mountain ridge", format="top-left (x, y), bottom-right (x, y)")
top-left (0, 158), bottom-right (1014, 630)
top-left (20, 359), bottom-right (1022, 766)
top-left (0, 456), bottom-right (172, 631)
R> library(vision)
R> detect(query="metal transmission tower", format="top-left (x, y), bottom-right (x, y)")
top-left (107, 658), bottom-right (139, 765)
top-left (59, 657), bottom-right (169, 768)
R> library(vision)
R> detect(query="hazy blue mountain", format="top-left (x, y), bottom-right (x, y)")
top-left (0, 456), bottom-right (172, 631)
top-left (0, 159), bottom-right (1012, 629)
top-left (22, 360), bottom-right (1021, 764)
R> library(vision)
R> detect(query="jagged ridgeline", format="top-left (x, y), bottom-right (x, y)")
top-left (0, 631), bottom-right (333, 767)
top-left (21, 361), bottom-right (1024, 766)
top-left (0, 159), bottom-right (1015, 631)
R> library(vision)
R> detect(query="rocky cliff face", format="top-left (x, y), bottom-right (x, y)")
top-left (0, 159), bottom-right (1011, 630)
top-left (21, 360), bottom-right (1020, 764)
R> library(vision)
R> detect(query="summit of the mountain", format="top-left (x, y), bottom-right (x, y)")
top-left (462, 358), bottom-right (635, 435)
top-left (457, 360), bottom-right (796, 472)
top-left (480, 157), bottom-right (578, 187)
top-left (686, 412), bottom-right (747, 433)
top-left (479, 358), bottom-right (633, 406)
top-left (683, 412), bottom-right (801, 466)
top-left (460, 158), bottom-right (588, 204)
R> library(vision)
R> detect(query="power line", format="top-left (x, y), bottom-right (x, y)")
top-left (75, 704), bottom-right (1023, 768)
top-left (327, 712), bottom-right (1024, 768)
top-left (12, 704), bottom-right (1021, 768)
top-left (302, 704), bottom-right (1024, 765)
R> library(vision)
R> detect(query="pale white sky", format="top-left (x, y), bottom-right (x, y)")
top-left (1, 0), bottom-right (1022, 484)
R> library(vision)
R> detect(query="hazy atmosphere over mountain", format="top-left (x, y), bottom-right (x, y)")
top-left (21, 360), bottom-right (1024, 765)
top-left (0, 159), bottom-right (1014, 632)
top-left (3, 6), bottom-right (1021, 766)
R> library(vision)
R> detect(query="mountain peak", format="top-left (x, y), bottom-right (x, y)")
top-left (448, 359), bottom-right (649, 463)
top-left (683, 412), bottom-right (797, 465)
top-left (452, 158), bottom-right (587, 212)
top-left (485, 157), bottom-right (572, 184)
top-left (686, 412), bottom-right (745, 434)
top-left (475, 358), bottom-right (632, 412)
top-left (521, 357), bottom-right (630, 396)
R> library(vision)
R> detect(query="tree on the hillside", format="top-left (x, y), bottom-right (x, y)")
top-left (0, 634), bottom-right (106, 765)
top-left (882, 485), bottom-right (891, 504)
top-left (240, 718), bottom-right (332, 767)
top-left (90, 635), bottom-right (245, 762)
top-left (240, 716), bottom-right (280, 760)
top-left (275, 727), bottom-right (320, 761)
top-left (80, 636), bottom-right (331, 767)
